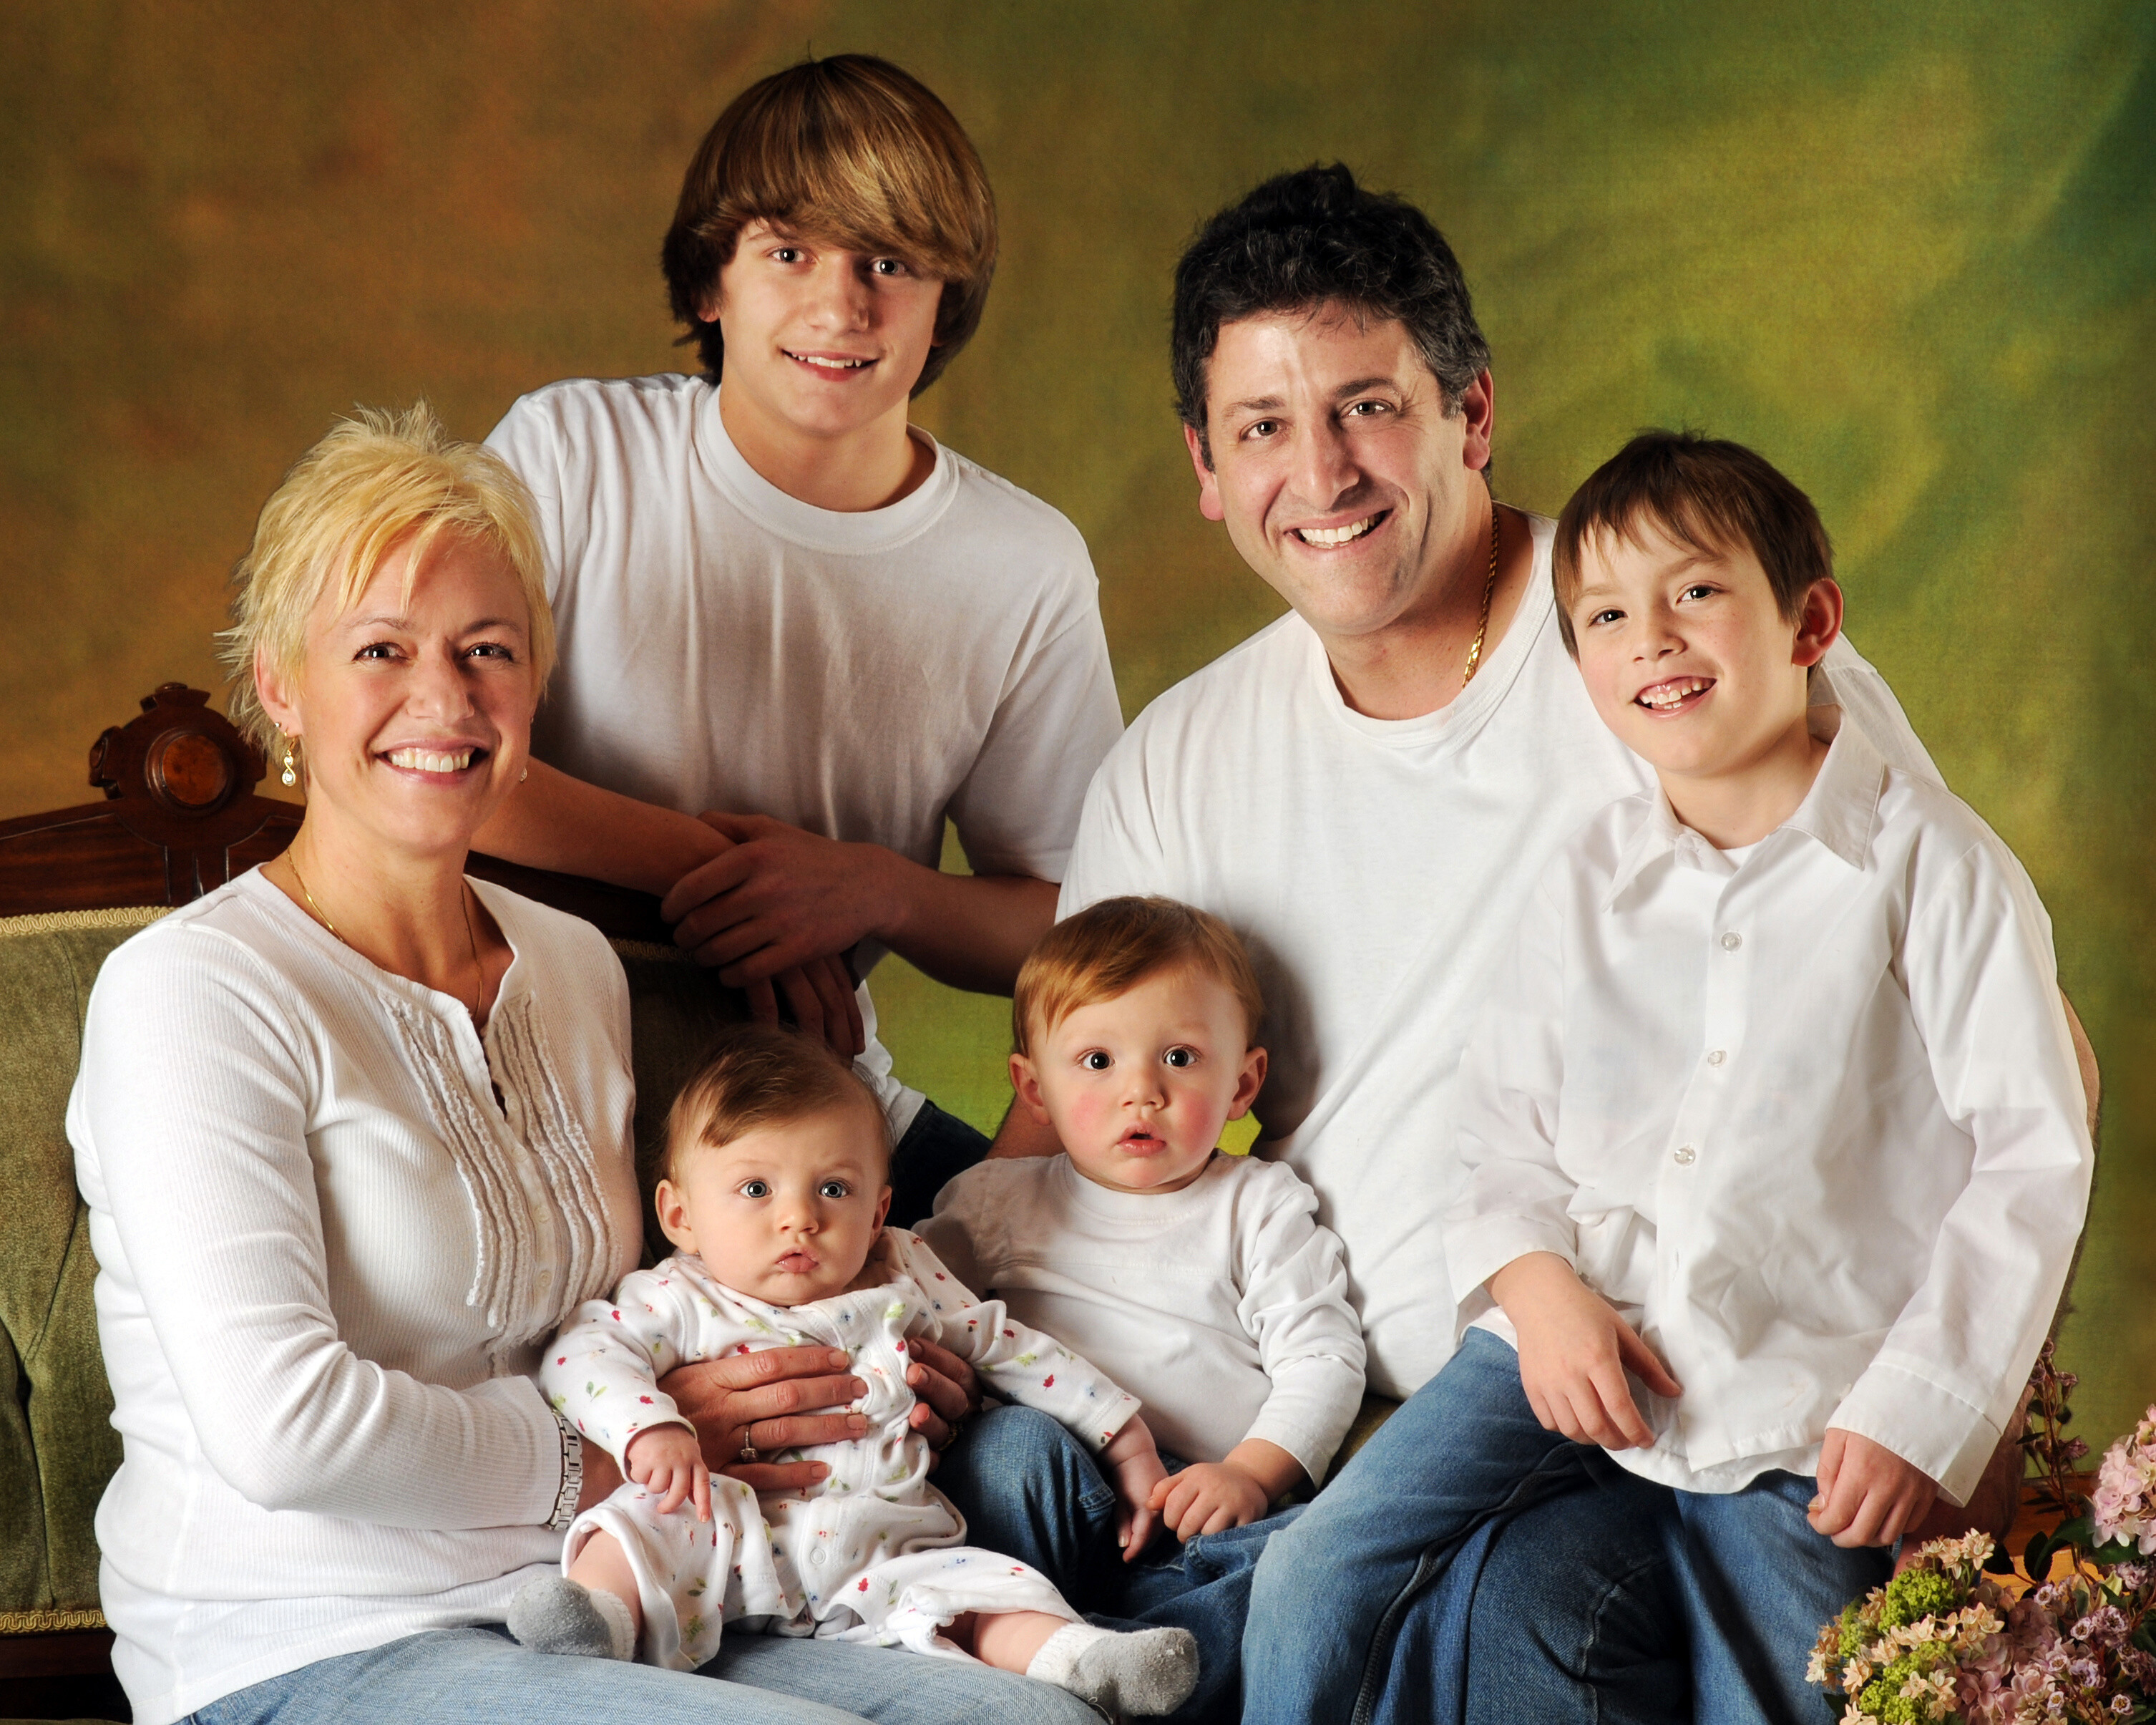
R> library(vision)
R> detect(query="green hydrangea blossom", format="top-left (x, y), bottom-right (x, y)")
top-left (1879, 1567), bottom-right (1960, 1631)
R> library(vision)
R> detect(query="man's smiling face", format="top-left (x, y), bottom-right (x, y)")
top-left (1186, 303), bottom-right (1493, 646)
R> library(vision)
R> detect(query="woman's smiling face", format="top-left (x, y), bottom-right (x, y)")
top-left (258, 530), bottom-right (540, 865)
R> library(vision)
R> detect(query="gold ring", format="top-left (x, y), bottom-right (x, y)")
top-left (737, 1442), bottom-right (758, 1464)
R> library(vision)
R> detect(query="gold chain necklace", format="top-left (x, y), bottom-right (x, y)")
top-left (1460, 504), bottom-right (1501, 687)
top-left (286, 852), bottom-right (484, 1019)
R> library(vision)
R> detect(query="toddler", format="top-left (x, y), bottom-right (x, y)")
top-left (924, 895), bottom-right (1364, 1688)
top-left (509, 1021), bottom-right (1199, 1717)
top-left (1240, 431), bottom-right (2095, 1725)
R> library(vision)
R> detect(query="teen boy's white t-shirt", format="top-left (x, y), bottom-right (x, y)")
top-left (1058, 514), bottom-right (1939, 1400)
top-left (487, 375), bottom-right (1124, 1128)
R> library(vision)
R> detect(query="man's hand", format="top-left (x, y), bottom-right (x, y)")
top-left (665, 814), bottom-right (891, 983)
top-left (658, 1345), bottom-right (870, 1494)
top-left (1491, 1252), bottom-right (1682, 1451)
top-left (1101, 1417), bottom-right (1170, 1562)
top-left (1810, 1429), bottom-right (1939, 1548)
top-left (900, 1336), bottom-right (982, 1467)
top-left (624, 1424), bottom-right (711, 1521)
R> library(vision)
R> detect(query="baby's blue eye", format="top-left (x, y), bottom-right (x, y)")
top-left (741, 1180), bottom-right (769, 1198)
top-left (1082, 1051), bottom-right (1111, 1072)
top-left (1164, 1047), bottom-right (1195, 1069)
top-left (819, 1180), bottom-right (849, 1199)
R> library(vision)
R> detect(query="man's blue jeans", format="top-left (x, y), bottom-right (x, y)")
top-left (937, 1392), bottom-right (1687, 1725)
top-left (937, 1402), bottom-right (1289, 1724)
top-left (1241, 1326), bottom-right (1891, 1725)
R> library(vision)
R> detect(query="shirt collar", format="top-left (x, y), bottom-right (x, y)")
top-left (1600, 705), bottom-right (1888, 911)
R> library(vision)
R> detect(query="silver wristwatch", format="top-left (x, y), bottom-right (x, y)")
top-left (548, 1409), bottom-right (583, 1531)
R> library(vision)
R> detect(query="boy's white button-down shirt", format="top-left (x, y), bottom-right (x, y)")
top-left (1444, 708), bottom-right (2092, 1505)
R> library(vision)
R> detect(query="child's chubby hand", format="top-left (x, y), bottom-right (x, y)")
top-left (624, 1424), bottom-right (712, 1522)
top-left (1490, 1251), bottom-right (1682, 1452)
top-left (1148, 1459), bottom-right (1267, 1542)
top-left (1100, 1415), bottom-right (1169, 1563)
top-left (1809, 1429), bottom-right (1939, 1548)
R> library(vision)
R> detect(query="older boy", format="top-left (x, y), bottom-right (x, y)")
top-left (1242, 432), bottom-right (2094, 1725)
top-left (477, 56), bottom-right (1122, 1229)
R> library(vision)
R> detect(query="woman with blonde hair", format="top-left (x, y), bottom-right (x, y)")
top-left (68, 405), bottom-right (1096, 1725)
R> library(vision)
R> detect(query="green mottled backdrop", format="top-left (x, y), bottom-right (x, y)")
top-left (5, 2), bottom-right (2150, 1439)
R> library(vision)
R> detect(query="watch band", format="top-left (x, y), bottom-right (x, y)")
top-left (548, 1409), bottom-right (583, 1531)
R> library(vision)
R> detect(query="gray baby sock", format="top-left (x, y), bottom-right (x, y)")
top-left (507, 1575), bottom-right (635, 1661)
top-left (1025, 1620), bottom-right (1199, 1717)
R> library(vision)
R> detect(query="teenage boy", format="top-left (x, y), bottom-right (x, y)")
top-left (477, 55), bottom-right (1123, 1231)
top-left (1008, 165), bottom-right (2009, 1724)
top-left (1239, 431), bottom-right (2093, 1725)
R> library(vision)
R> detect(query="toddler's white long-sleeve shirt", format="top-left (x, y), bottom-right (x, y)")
top-left (1444, 708), bottom-right (2092, 1505)
top-left (922, 1152), bottom-right (1366, 1483)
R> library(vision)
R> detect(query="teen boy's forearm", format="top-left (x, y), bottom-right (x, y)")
top-left (473, 759), bottom-right (726, 895)
top-left (872, 860), bottom-right (1057, 994)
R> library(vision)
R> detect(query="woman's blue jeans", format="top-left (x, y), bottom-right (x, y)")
top-left (185, 1620), bottom-right (1104, 1725)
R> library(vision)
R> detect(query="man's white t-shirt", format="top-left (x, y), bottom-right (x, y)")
top-left (1060, 514), bottom-right (1938, 1399)
top-left (487, 375), bottom-right (1125, 1128)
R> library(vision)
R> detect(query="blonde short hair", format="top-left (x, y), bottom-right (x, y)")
top-left (1012, 897), bottom-right (1266, 1057)
top-left (663, 1022), bottom-right (890, 1185)
top-left (661, 54), bottom-right (997, 397)
top-left (218, 403), bottom-right (553, 755)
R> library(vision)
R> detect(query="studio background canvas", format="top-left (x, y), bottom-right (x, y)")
top-left (4, 0), bottom-right (2150, 1439)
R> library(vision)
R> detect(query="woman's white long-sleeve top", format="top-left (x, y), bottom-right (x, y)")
top-left (69, 869), bottom-right (643, 1725)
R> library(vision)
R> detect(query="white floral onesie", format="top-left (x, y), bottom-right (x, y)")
top-left (543, 1228), bottom-right (1142, 1671)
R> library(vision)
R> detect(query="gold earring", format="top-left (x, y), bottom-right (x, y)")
top-left (280, 735), bottom-right (298, 788)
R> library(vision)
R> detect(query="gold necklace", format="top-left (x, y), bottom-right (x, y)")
top-left (1461, 504), bottom-right (1501, 686)
top-left (286, 852), bottom-right (485, 1019)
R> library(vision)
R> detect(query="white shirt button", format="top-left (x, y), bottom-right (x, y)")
top-left (1720, 931), bottom-right (1743, 951)
top-left (1674, 1145), bottom-right (1697, 1165)
top-left (1706, 1049), bottom-right (1726, 1066)
top-left (809, 1546), bottom-right (826, 1567)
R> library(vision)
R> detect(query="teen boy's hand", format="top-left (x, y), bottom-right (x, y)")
top-left (1101, 1416), bottom-right (1169, 1563)
top-left (1810, 1429), bottom-right (1939, 1547)
top-left (624, 1424), bottom-right (711, 1522)
top-left (1490, 1251), bottom-right (1683, 1451)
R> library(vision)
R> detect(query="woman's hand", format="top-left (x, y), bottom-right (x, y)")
top-left (659, 1346), bottom-right (870, 1492)
top-left (1491, 1251), bottom-right (1682, 1451)
top-left (902, 1336), bottom-right (982, 1463)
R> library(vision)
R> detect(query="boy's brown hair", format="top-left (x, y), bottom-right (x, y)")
top-left (660, 54), bottom-right (997, 397)
top-left (1551, 431), bottom-right (1835, 656)
top-left (1013, 897), bottom-right (1266, 1056)
top-left (662, 1021), bottom-right (889, 1184)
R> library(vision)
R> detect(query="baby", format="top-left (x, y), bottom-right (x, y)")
top-left (925, 897), bottom-right (1365, 1580)
top-left (509, 1021), bottom-right (1199, 1717)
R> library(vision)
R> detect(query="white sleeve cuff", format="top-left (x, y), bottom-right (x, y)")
top-left (1828, 1359), bottom-right (1999, 1507)
top-left (1443, 1218), bottom-right (1576, 1309)
top-left (1244, 1356), bottom-right (1369, 1486)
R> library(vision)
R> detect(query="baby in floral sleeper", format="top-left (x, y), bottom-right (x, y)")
top-left (508, 1021), bottom-right (1198, 1717)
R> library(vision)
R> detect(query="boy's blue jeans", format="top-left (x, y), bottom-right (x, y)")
top-left (1241, 1326), bottom-right (1893, 1725)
